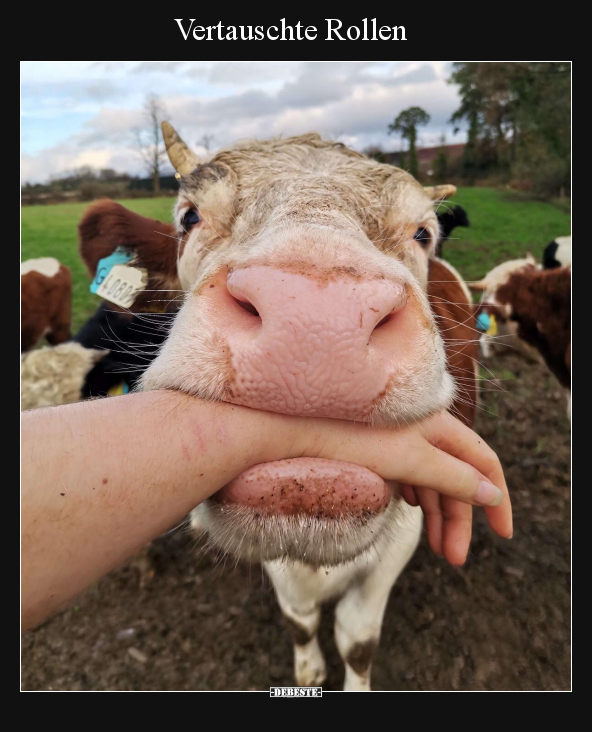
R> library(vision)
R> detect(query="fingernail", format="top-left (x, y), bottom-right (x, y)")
top-left (476, 481), bottom-right (504, 506)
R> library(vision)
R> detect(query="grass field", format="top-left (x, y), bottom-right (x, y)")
top-left (443, 188), bottom-right (571, 283)
top-left (21, 189), bottom-right (571, 332)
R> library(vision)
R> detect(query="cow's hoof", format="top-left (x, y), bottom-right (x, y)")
top-left (295, 640), bottom-right (327, 687)
top-left (343, 667), bottom-right (372, 691)
top-left (128, 545), bottom-right (155, 588)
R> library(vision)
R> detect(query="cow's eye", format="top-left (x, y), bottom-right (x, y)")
top-left (414, 227), bottom-right (430, 247)
top-left (182, 209), bottom-right (201, 230)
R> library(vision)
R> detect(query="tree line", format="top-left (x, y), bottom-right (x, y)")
top-left (380, 62), bottom-right (570, 197)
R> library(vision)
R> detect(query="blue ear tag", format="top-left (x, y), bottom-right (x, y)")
top-left (476, 312), bottom-right (491, 332)
top-left (90, 247), bottom-right (134, 294)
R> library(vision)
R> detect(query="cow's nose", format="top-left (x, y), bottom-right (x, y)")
top-left (206, 265), bottom-right (410, 420)
top-left (227, 266), bottom-right (406, 344)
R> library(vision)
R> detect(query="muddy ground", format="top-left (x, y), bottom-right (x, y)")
top-left (22, 350), bottom-right (571, 691)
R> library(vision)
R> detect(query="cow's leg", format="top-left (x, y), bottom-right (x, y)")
top-left (47, 301), bottom-right (72, 345)
top-left (265, 562), bottom-right (326, 687)
top-left (334, 574), bottom-right (391, 691)
top-left (335, 504), bottom-right (422, 691)
top-left (282, 603), bottom-right (325, 688)
top-left (47, 272), bottom-right (72, 346)
top-left (128, 544), bottom-right (155, 588)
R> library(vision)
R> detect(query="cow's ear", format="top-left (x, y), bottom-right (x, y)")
top-left (78, 199), bottom-right (181, 312)
top-left (468, 279), bottom-right (487, 292)
top-left (423, 184), bottom-right (457, 201)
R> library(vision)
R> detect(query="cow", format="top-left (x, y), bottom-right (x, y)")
top-left (471, 259), bottom-right (571, 420)
top-left (435, 205), bottom-right (470, 258)
top-left (81, 126), bottom-right (480, 690)
top-left (21, 342), bottom-right (107, 411)
top-left (427, 257), bottom-right (480, 428)
top-left (542, 235), bottom-right (571, 269)
top-left (471, 256), bottom-right (544, 361)
top-left (73, 301), bottom-right (176, 398)
top-left (21, 257), bottom-right (72, 352)
top-left (75, 203), bottom-right (179, 397)
top-left (76, 218), bottom-right (478, 412)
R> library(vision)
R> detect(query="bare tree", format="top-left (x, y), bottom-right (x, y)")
top-left (133, 95), bottom-right (167, 195)
top-left (198, 133), bottom-right (216, 153)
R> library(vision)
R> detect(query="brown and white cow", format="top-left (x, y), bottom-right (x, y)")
top-left (428, 257), bottom-right (480, 428)
top-left (472, 258), bottom-right (571, 420)
top-left (21, 257), bottom-right (72, 352)
top-left (81, 126), bottom-right (479, 690)
top-left (472, 256), bottom-right (545, 362)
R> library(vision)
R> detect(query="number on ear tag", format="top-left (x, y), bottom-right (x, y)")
top-left (96, 264), bottom-right (147, 309)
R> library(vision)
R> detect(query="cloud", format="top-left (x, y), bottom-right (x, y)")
top-left (20, 139), bottom-right (173, 184)
top-left (76, 108), bottom-right (145, 146)
top-left (21, 143), bottom-right (124, 183)
top-left (21, 61), bottom-right (464, 183)
top-left (163, 64), bottom-right (461, 152)
top-left (84, 80), bottom-right (125, 102)
top-left (206, 60), bottom-right (301, 85)
top-left (131, 61), bottom-right (187, 74)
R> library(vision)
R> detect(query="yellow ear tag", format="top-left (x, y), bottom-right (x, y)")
top-left (107, 381), bottom-right (130, 396)
top-left (486, 313), bottom-right (498, 336)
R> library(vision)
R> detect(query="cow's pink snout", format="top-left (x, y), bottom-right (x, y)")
top-left (202, 264), bottom-right (417, 517)
top-left (205, 265), bottom-right (411, 422)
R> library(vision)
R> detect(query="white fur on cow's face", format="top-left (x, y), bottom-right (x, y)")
top-left (191, 498), bottom-right (406, 567)
top-left (143, 135), bottom-right (451, 423)
top-left (172, 154), bottom-right (438, 292)
top-left (141, 135), bottom-right (454, 566)
top-left (175, 175), bottom-right (237, 290)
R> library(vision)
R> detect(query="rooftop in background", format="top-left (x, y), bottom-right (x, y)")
top-left (383, 143), bottom-right (465, 172)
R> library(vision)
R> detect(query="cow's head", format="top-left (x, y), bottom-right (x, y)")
top-left (104, 125), bottom-right (458, 565)
top-left (453, 205), bottom-right (470, 228)
top-left (470, 255), bottom-right (539, 331)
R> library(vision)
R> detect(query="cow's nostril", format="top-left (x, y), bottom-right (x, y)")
top-left (375, 313), bottom-right (393, 329)
top-left (233, 296), bottom-right (260, 318)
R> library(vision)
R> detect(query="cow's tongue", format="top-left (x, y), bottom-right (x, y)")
top-left (214, 458), bottom-right (390, 518)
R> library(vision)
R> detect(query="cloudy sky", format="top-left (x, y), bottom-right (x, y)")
top-left (21, 61), bottom-right (466, 184)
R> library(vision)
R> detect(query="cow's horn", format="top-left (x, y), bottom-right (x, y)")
top-left (162, 121), bottom-right (200, 177)
top-left (423, 184), bottom-right (457, 201)
top-left (468, 280), bottom-right (487, 292)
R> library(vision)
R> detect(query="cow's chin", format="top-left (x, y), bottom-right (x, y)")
top-left (141, 337), bottom-right (454, 567)
top-left (190, 498), bottom-right (407, 568)
top-left (189, 371), bottom-right (453, 567)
